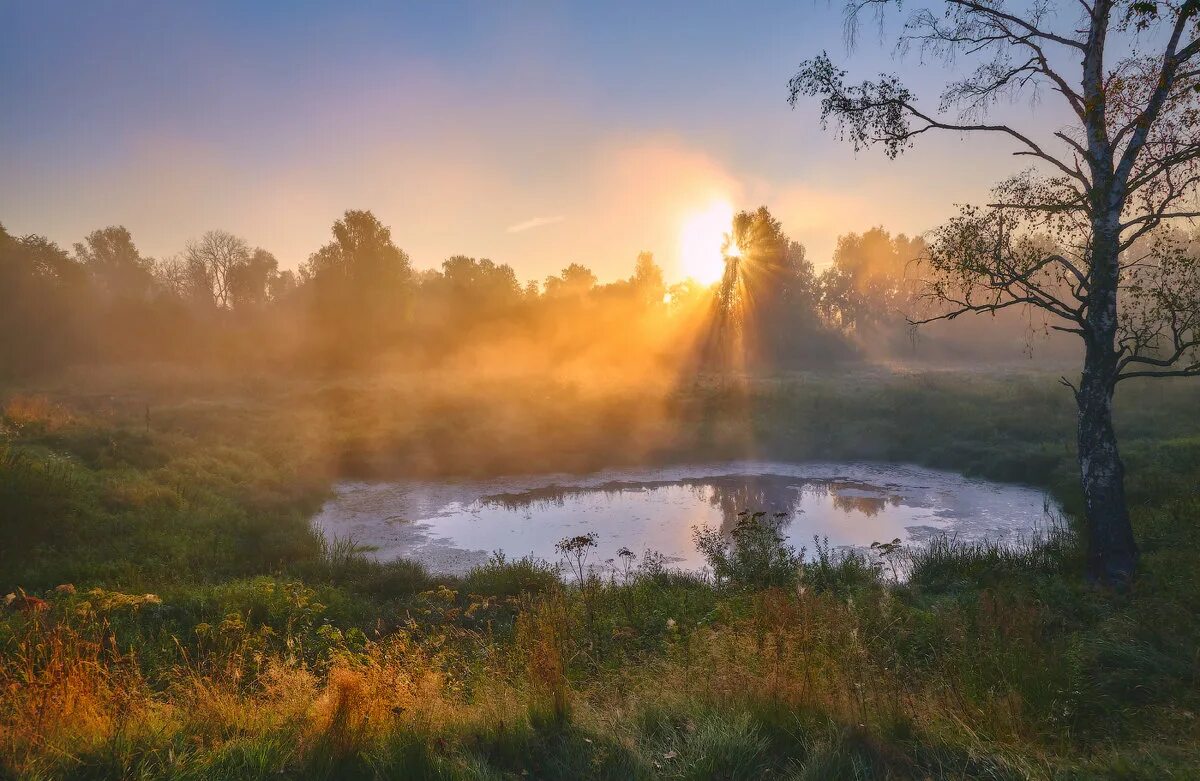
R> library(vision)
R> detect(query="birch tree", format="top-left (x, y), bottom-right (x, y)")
top-left (789, 0), bottom-right (1200, 584)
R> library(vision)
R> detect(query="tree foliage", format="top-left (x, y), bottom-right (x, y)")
top-left (788, 0), bottom-right (1200, 583)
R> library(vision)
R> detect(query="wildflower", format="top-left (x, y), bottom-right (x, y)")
top-left (4, 589), bottom-right (48, 612)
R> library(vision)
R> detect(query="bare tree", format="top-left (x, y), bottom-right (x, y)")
top-left (789, 1), bottom-right (1200, 584)
top-left (153, 254), bottom-right (208, 303)
top-left (184, 230), bottom-right (251, 309)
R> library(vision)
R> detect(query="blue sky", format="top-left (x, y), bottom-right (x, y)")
top-left (0, 1), bottom-right (1069, 281)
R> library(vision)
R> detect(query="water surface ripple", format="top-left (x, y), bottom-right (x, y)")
top-left (312, 462), bottom-right (1058, 574)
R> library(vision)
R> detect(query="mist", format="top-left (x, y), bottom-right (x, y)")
top-left (0, 206), bottom-right (1079, 389)
top-left (5, 3), bottom-right (1200, 776)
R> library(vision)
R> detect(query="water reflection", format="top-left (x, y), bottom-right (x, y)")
top-left (484, 476), bottom-right (903, 533)
top-left (830, 489), bottom-right (903, 517)
top-left (693, 476), bottom-right (802, 533)
top-left (311, 462), bottom-right (1057, 575)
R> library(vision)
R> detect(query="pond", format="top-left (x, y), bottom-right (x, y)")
top-left (312, 462), bottom-right (1060, 575)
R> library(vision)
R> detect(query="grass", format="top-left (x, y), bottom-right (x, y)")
top-left (1, 366), bottom-right (1199, 778)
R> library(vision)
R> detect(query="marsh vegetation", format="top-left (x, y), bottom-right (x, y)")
top-left (5, 1), bottom-right (1200, 777)
top-left (2, 370), bottom-right (1199, 779)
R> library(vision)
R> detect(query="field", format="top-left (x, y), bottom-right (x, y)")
top-left (2, 367), bottom-right (1199, 779)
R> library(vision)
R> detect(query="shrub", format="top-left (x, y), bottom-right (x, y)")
top-left (694, 512), bottom-right (801, 590)
top-left (460, 553), bottom-right (559, 598)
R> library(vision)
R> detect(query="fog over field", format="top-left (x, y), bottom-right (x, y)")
top-left (3, 2), bottom-right (1200, 779)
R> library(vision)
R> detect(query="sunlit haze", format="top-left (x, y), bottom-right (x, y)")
top-left (4, 3), bottom-right (1200, 773)
top-left (679, 200), bottom-right (736, 285)
top-left (0, 2), bottom-right (1060, 283)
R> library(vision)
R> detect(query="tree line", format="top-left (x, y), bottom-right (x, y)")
top-left (2, 206), bottom-right (990, 378)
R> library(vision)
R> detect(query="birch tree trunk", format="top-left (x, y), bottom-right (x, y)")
top-left (1077, 217), bottom-right (1138, 584)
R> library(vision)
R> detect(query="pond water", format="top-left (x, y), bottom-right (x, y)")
top-left (312, 462), bottom-right (1060, 575)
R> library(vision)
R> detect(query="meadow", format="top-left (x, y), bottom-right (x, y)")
top-left (2, 367), bottom-right (1199, 779)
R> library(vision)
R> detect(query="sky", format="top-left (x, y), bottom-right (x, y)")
top-left (0, 1), bottom-right (1074, 282)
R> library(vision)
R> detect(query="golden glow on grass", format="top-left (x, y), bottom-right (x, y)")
top-left (679, 200), bottom-right (735, 285)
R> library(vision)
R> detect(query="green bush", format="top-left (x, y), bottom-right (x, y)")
top-left (694, 512), bottom-right (802, 589)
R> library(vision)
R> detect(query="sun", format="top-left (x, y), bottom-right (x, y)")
top-left (679, 199), bottom-right (736, 284)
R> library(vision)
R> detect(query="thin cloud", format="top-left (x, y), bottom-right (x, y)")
top-left (506, 215), bottom-right (565, 233)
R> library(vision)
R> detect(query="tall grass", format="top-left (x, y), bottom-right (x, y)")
top-left (3, 526), bottom-right (1199, 778)
top-left (2, 370), bottom-right (1200, 777)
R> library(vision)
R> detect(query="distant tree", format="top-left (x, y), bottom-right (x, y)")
top-left (301, 210), bottom-right (412, 291)
top-left (665, 278), bottom-right (705, 308)
top-left (154, 254), bottom-right (209, 303)
top-left (269, 268), bottom-right (297, 303)
top-left (417, 256), bottom-right (524, 336)
top-left (1, 227), bottom-right (84, 285)
top-left (0, 225), bottom-right (90, 375)
top-left (439, 256), bottom-right (522, 307)
top-left (720, 207), bottom-right (831, 365)
top-left (821, 228), bottom-right (924, 333)
top-left (630, 251), bottom-right (666, 305)
top-left (544, 263), bottom-right (597, 298)
top-left (73, 226), bottom-right (154, 299)
top-left (789, 1), bottom-right (1200, 583)
top-left (229, 248), bottom-right (282, 310)
top-left (300, 210), bottom-right (413, 352)
top-left (184, 230), bottom-right (251, 309)
top-left (728, 207), bottom-right (817, 305)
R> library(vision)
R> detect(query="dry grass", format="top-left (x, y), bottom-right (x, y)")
top-left (1, 395), bottom-right (75, 435)
top-left (0, 569), bottom-right (1195, 779)
top-left (0, 610), bottom-right (467, 779)
top-left (0, 613), bottom-right (154, 776)
top-left (2, 370), bottom-right (1199, 777)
